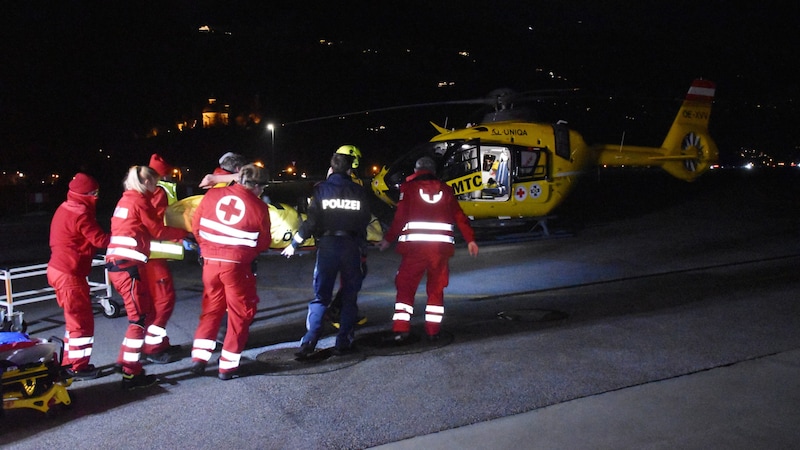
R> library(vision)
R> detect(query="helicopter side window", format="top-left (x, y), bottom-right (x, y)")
top-left (515, 148), bottom-right (547, 181)
top-left (553, 123), bottom-right (571, 161)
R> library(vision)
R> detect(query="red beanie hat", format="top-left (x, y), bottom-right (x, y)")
top-left (149, 153), bottom-right (172, 177)
top-left (68, 173), bottom-right (99, 195)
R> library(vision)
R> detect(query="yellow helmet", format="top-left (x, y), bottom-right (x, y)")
top-left (335, 144), bottom-right (362, 169)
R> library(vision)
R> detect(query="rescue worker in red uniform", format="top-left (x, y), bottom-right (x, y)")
top-left (141, 153), bottom-right (184, 363)
top-left (106, 166), bottom-right (188, 390)
top-left (190, 164), bottom-right (271, 380)
top-left (198, 152), bottom-right (248, 189)
top-left (47, 173), bottom-right (109, 380)
top-left (378, 156), bottom-right (479, 341)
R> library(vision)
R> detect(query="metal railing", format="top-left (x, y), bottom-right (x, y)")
top-left (1, 258), bottom-right (112, 317)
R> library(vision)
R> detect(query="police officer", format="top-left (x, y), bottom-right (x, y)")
top-left (327, 144), bottom-right (369, 327)
top-left (282, 152), bottom-right (371, 357)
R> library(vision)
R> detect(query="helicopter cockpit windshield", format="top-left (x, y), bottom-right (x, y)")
top-left (378, 140), bottom-right (479, 204)
top-left (379, 139), bottom-right (549, 205)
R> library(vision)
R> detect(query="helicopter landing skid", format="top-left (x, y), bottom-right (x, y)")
top-left (470, 216), bottom-right (573, 244)
top-left (529, 217), bottom-right (551, 236)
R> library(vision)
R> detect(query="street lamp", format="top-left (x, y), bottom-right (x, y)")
top-left (266, 123), bottom-right (275, 178)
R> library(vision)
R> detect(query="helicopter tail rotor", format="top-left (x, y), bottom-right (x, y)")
top-left (658, 79), bottom-right (719, 181)
top-left (594, 79), bottom-right (718, 182)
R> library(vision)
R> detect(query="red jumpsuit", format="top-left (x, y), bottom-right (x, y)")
top-left (47, 190), bottom-right (110, 372)
top-left (141, 182), bottom-right (179, 355)
top-left (106, 189), bottom-right (187, 376)
top-left (190, 183), bottom-right (270, 376)
top-left (383, 170), bottom-right (475, 337)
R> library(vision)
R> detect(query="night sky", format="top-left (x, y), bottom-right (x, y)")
top-left (3, 1), bottom-right (799, 179)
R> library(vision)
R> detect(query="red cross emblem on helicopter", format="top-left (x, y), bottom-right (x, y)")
top-left (514, 186), bottom-right (527, 201)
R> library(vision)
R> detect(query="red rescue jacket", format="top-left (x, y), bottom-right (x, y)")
top-left (192, 183), bottom-right (271, 264)
top-left (106, 189), bottom-right (187, 264)
top-left (384, 170), bottom-right (475, 257)
top-left (48, 191), bottom-right (110, 277)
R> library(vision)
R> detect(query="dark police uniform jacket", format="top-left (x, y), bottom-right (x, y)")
top-left (291, 172), bottom-right (371, 246)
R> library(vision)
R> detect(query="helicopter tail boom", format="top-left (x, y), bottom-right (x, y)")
top-left (595, 79), bottom-right (719, 181)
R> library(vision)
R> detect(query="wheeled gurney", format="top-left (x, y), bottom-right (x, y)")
top-left (1, 332), bottom-right (73, 416)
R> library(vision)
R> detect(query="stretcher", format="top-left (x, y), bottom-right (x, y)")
top-left (1, 332), bottom-right (73, 416)
top-left (167, 196), bottom-right (384, 250)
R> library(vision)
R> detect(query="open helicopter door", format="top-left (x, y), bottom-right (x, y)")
top-left (439, 140), bottom-right (510, 201)
top-left (441, 140), bottom-right (482, 199)
top-left (479, 146), bottom-right (511, 199)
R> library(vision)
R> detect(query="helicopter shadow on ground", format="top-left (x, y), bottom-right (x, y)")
top-left (459, 169), bottom-right (711, 244)
top-left (554, 168), bottom-right (704, 231)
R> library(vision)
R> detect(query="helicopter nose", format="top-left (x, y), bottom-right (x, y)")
top-left (370, 173), bottom-right (399, 207)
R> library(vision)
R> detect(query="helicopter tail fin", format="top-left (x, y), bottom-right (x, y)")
top-left (655, 79), bottom-right (719, 181)
top-left (595, 79), bottom-right (719, 182)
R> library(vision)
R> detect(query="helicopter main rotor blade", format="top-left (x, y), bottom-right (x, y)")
top-left (282, 99), bottom-right (486, 125)
top-left (282, 87), bottom-right (580, 126)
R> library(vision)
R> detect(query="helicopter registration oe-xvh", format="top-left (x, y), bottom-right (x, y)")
top-left (370, 79), bottom-right (719, 228)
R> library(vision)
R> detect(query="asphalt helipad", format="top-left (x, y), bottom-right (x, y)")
top-left (2, 169), bottom-right (800, 449)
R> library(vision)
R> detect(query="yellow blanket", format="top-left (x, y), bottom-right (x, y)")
top-left (166, 195), bottom-right (382, 250)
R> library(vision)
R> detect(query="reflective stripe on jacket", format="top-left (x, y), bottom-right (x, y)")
top-left (383, 171), bottom-right (475, 257)
top-left (149, 181), bottom-right (184, 260)
top-left (191, 182), bottom-right (271, 263)
top-left (107, 189), bottom-right (187, 264)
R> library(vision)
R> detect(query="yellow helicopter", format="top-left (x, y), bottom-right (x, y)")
top-left (370, 79), bottom-right (719, 224)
